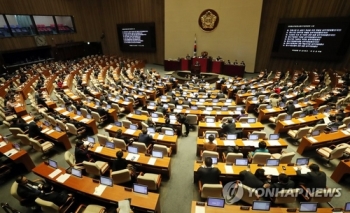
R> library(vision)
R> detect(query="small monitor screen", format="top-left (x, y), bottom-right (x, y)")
top-left (249, 134), bottom-right (259, 140)
top-left (14, 143), bottom-right (20, 151)
top-left (44, 120), bottom-right (50, 126)
top-left (199, 99), bottom-right (205, 103)
top-left (95, 102), bottom-right (100, 107)
top-left (311, 130), bottom-right (320, 136)
top-left (266, 159), bottom-right (280, 166)
top-left (106, 105), bottom-right (111, 109)
top-left (206, 118), bottom-right (215, 123)
top-left (207, 197), bottom-right (225, 208)
top-left (87, 136), bottom-right (95, 143)
top-left (115, 121), bottom-right (122, 127)
top-left (235, 158), bottom-right (248, 166)
top-left (304, 98), bottom-right (309, 102)
top-left (300, 113), bottom-right (306, 118)
top-left (130, 124), bottom-right (138, 130)
top-left (151, 113), bottom-right (158, 118)
top-left (269, 134), bottom-right (279, 140)
top-left (344, 202), bottom-right (350, 212)
top-left (191, 106), bottom-right (198, 110)
top-left (236, 107), bottom-right (243, 111)
top-left (149, 102), bottom-right (155, 106)
top-left (313, 110), bottom-right (318, 115)
top-left (213, 99), bottom-right (219, 103)
top-left (293, 100), bottom-right (298, 105)
top-left (227, 134), bottom-right (237, 140)
top-left (165, 130), bottom-right (174, 136)
top-left (299, 202), bottom-right (318, 212)
top-left (296, 158), bottom-right (309, 166)
top-left (152, 150), bottom-right (163, 158)
top-left (55, 126), bottom-right (61, 132)
top-left (253, 97), bottom-right (258, 101)
top-left (248, 118), bottom-right (256, 123)
top-left (266, 105), bottom-right (272, 109)
top-left (280, 102), bottom-right (285, 107)
top-left (163, 104), bottom-right (168, 109)
top-left (87, 114), bottom-right (92, 119)
top-left (105, 141), bottom-right (115, 149)
top-left (252, 201), bottom-right (271, 211)
top-left (169, 115), bottom-right (177, 120)
top-left (211, 157), bottom-right (218, 164)
top-left (147, 127), bottom-right (155, 133)
top-left (221, 107), bottom-right (228, 111)
top-left (100, 176), bottom-right (113, 187)
top-left (133, 183), bottom-right (148, 194)
top-left (285, 115), bottom-right (292, 120)
top-left (48, 159), bottom-right (58, 169)
top-left (176, 105), bottom-right (183, 109)
top-left (128, 146), bottom-right (138, 154)
top-left (206, 107), bottom-right (213, 111)
top-left (77, 111), bottom-right (82, 116)
top-left (161, 95), bottom-right (167, 99)
top-left (226, 99), bottom-right (232, 103)
top-left (331, 126), bottom-right (338, 132)
top-left (135, 110), bottom-right (141, 115)
top-left (71, 168), bottom-right (82, 178)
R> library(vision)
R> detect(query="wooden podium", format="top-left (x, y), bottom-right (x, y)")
top-left (192, 64), bottom-right (201, 76)
top-left (192, 58), bottom-right (208, 72)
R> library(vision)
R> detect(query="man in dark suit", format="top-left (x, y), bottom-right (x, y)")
top-left (97, 106), bottom-right (108, 117)
top-left (10, 119), bottom-right (28, 132)
top-left (28, 117), bottom-right (42, 138)
top-left (239, 169), bottom-right (269, 189)
top-left (16, 176), bottom-right (42, 203)
top-left (138, 129), bottom-right (153, 147)
top-left (182, 97), bottom-right (191, 106)
top-left (216, 91), bottom-right (225, 99)
top-left (197, 157), bottom-right (221, 185)
top-left (112, 150), bottom-right (128, 171)
top-left (74, 141), bottom-right (91, 164)
top-left (327, 116), bottom-right (343, 129)
top-left (198, 86), bottom-right (206, 93)
top-left (39, 183), bottom-right (70, 206)
top-left (269, 173), bottom-right (295, 190)
top-left (221, 118), bottom-right (236, 136)
top-left (296, 164), bottom-right (327, 191)
top-left (285, 101), bottom-right (295, 115)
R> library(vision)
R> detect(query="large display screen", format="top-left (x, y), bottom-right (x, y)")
top-left (271, 18), bottom-right (350, 60)
top-left (117, 22), bottom-right (156, 52)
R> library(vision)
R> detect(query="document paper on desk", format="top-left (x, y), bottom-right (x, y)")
top-left (62, 111), bottom-right (70, 116)
top-left (225, 165), bottom-right (234, 174)
top-left (49, 169), bottom-right (62, 178)
top-left (126, 153), bottom-right (140, 161)
top-left (268, 140), bottom-right (281, 146)
top-left (41, 128), bottom-right (49, 133)
top-left (284, 120), bottom-right (294, 125)
top-left (73, 115), bottom-right (80, 119)
top-left (195, 206), bottom-right (205, 213)
top-left (298, 118), bottom-right (306, 122)
top-left (294, 165), bottom-right (311, 174)
top-left (243, 141), bottom-right (259, 147)
top-left (81, 118), bottom-right (89, 123)
top-left (106, 125), bottom-right (113, 129)
top-left (46, 130), bottom-right (55, 135)
top-left (56, 173), bottom-right (70, 183)
top-left (125, 129), bottom-right (136, 135)
top-left (95, 146), bottom-right (103, 153)
top-left (223, 140), bottom-right (235, 146)
top-left (262, 167), bottom-right (279, 176)
top-left (22, 116), bottom-right (31, 121)
top-left (0, 141), bottom-right (7, 148)
top-left (341, 130), bottom-right (350, 136)
top-left (157, 134), bottom-right (164, 140)
top-left (147, 157), bottom-right (157, 165)
top-left (4, 149), bottom-right (18, 157)
top-left (240, 123), bottom-right (251, 128)
top-left (93, 184), bottom-right (107, 196)
top-left (323, 117), bottom-right (331, 125)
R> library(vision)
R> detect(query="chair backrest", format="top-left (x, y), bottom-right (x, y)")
top-left (83, 161), bottom-right (101, 176)
top-left (343, 117), bottom-right (350, 126)
top-left (240, 183), bottom-right (258, 205)
top-left (10, 181), bottom-right (22, 201)
top-left (91, 112), bottom-right (101, 122)
top-left (329, 146), bottom-right (347, 160)
top-left (66, 123), bottom-right (78, 135)
top-left (310, 124), bottom-right (327, 133)
top-left (122, 120), bottom-right (131, 129)
top-left (30, 139), bottom-right (42, 152)
top-left (318, 105), bottom-right (327, 113)
top-left (204, 131), bottom-right (219, 138)
top-left (186, 114), bottom-right (198, 124)
top-left (257, 104), bottom-right (268, 111)
top-left (153, 144), bottom-right (168, 156)
top-left (35, 198), bottom-right (60, 213)
top-left (97, 134), bottom-right (108, 146)
top-left (275, 113), bottom-right (287, 122)
top-left (292, 111), bottom-right (302, 118)
top-left (137, 174), bottom-right (159, 190)
top-left (252, 153), bottom-right (271, 164)
top-left (279, 152), bottom-right (295, 164)
top-left (64, 151), bottom-right (75, 167)
top-left (57, 120), bottom-right (67, 131)
top-left (161, 127), bottom-right (173, 134)
top-left (295, 127), bottom-right (312, 139)
top-left (251, 131), bottom-right (266, 140)
top-left (9, 127), bottom-right (24, 136)
top-left (112, 138), bottom-right (126, 149)
top-left (202, 150), bottom-right (219, 160)
top-left (309, 189), bottom-right (334, 203)
top-left (81, 108), bottom-right (88, 117)
top-left (48, 115), bottom-right (57, 126)
top-left (141, 122), bottom-right (149, 131)
top-left (201, 184), bottom-right (223, 198)
top-left (17, 134), bottom-right (31, 146)
top-left (132, 142), bottom-right (147, 153)
top-left (111, 169), bottom-right (131, 184)
top-left (226, 153), bottom-right (243, 164)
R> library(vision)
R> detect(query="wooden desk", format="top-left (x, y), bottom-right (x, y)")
top-left (54, 107), bottom-right (98, 134)
top-left (297, 130), bottom-right (350, 154)
top-left (106, 97), bottom-right (134, 113)
top-left (33, 163), bottom-right (161, 213)
top-left (193, 162), bottom-right (297, 182)
top-left (89, 143), bottom-right (171, 177)
top-left (174, 109), bottom-right (244, 121)
top-left (331, 160), bottom-right (350, 182)
top-left (274, 113), bottom-right (326, 134)
top-left (235, 90), bottom-right (271, 105)
top-left (0, 139), bottom-right (35, 172)
top-left (196, 138), bottom-right (288, 156)
top-left (82, 101), bottom-right (118, 122)
top-left (198, 121), bottom-right (265, 137)
top-left (190, 201), bottom-right (333, 213)
top-left (104, 125), bottom-right (178, 154)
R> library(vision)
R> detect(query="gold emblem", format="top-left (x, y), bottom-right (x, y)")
top-left (198, 9), bottom-right (219, 32)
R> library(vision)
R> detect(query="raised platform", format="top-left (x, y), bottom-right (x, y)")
top-left (171, 71), bottom-right (219, 84)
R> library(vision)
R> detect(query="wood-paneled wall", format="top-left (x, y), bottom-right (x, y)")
top-left (99, 0), bottom-right (164, 64)
top-left (255, 0), bottom-right (350, 73)
top-left (0, 0), bottom-right (103, 51)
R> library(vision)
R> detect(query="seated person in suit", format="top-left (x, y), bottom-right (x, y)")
top-left (236, 110), bottom-right (248, 121)
top-left (284, 101), bottom-right (295, 115)
top-left (296, 164), bottom-right (327, 194)
top-left (75, 141), bottom-right (91, 164)
top-left (221, 118), bottom-right (236, 136)
top-left (198, 86), bottom-right (206, 93)
top-left (268, 173), bottom-right (295, 196)
top-left (302, 103), bottom-right (314, 115)
top-left (10, 118), bottom-right (28, 132)
top-left (112, 150), bottom-right (136, 178)
top-left (248, 141), bottom-right (269, 159)
top-left (182, 97), bottom-right (191, 106)
top-left (335, 109), bottom-right (345, 121)
top-left (16, 175), bottom-right (43, 203)
top-left (28, 117), bottom-right (43, 139)
top-left (197, 157), bottom-right (221, 185)
top-left (96, 106), bottom-right (108, 117)
top-left (138, 129), bottom-right (153, 147)
top-left (6, 98), bottom-right (16, 112)
top-left (203, 134), bottom-right (217, 151)
top-left (40, 183), bottom-right (71, 206)
top-left (239, 169), bottom-right (270, 189)
top-left (327, 116), bottom-right (343, 129)
top-left (115, 129), bottom-right (131, 145)
top-left (326, 92), bottom-right (338, 104)
top-left (216, 91), bottom-right (225, 99)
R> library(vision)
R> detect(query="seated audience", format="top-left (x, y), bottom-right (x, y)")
top-left (39, 183), bottom-right (71, 206)
top-left (28, 117), bottom-right (43, 138)
top-left (197, 157), bottom-right (221, 185)
top-left (138, 129), bottom-right (153, 147)
top-left (15, 175), bottom-right (43, 202)
top-left (296, 164), bottom-right (327, 192)
top-left (203, 134), bottom-right (217, 151)
top-left (221, 118), bottom-right (236, 136)
top-left (248, 141), bottom-right (269, 159)
top-left (239, 169), bottom-right (269, 189)
top-left (75, 141), bottom-right (91, 164)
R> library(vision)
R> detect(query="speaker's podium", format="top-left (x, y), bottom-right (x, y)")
top-left (192, 64), bottom-right (201, 76)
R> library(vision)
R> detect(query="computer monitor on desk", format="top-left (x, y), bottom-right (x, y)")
top-left (130, 124), bottom-right (138, 130)
top-left (235, 158), bottom-right (248, 166)
top-left (227, 134), bottom-right (237, 140)
top-left (296, 158), bottom-right (309, 166)
top-left (71, 168), bottom-right (82, 178)
top-left (248, 118), bottom-right (256, 123)
top-left (206, 118), bottom-right (215, 123)
top-left (114, 121), bottom-right (122, 127)
top-left (311, 130), bottom-right (320, 136)
top-left (248, 134), bottom-right (259, 140)
top-left (344, 202), bottom-right (350, 212)
top-left (252, 201), bottom-right (271, 211)
top-left (299, 202), bottom-right (318, 212)
top-left (207, 197), bottom-right (225, 208)
top-left (152, 150), bottom-right (163, 158)
top-left (151, 113), bottom-right (158, 118)
top-left (133, 183), bottom-right (148, 195)
top-left (128, 146), bottom-right (138, 154)
top-left (100, 176), bottom-right (113, 187)
top-left (105, 141), bottom-right (115, 149)
top-left (48, 159), bottom-right (58, 169)
top-left (211, 157), bottom-right (218, 164)
top-left (266, 159), bottom-right (280, 166)
top-left (269, 134), bottom-right (279, 140)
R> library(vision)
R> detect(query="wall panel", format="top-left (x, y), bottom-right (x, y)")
top-left (255, 0), bottom-right (350, 73)
top-left (0, 0), bottom-right (103, 52)
top-left (100, 0), bottom-right (164, 64)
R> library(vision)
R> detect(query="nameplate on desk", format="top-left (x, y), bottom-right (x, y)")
top-left (124, 187), bottom-right (132, 192)
top-left (62, 111), bottom-right (70, 116)
top-left (196, 202), bottom-right (205, 206)
top-left (196, 160), bottom-right (203, 163)
top-left (46, 129), bottom-right (55, 134)
top-left (287, 208), bottom-right (297, 212)
top-left (240, 206), bottom-right (250, 210)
